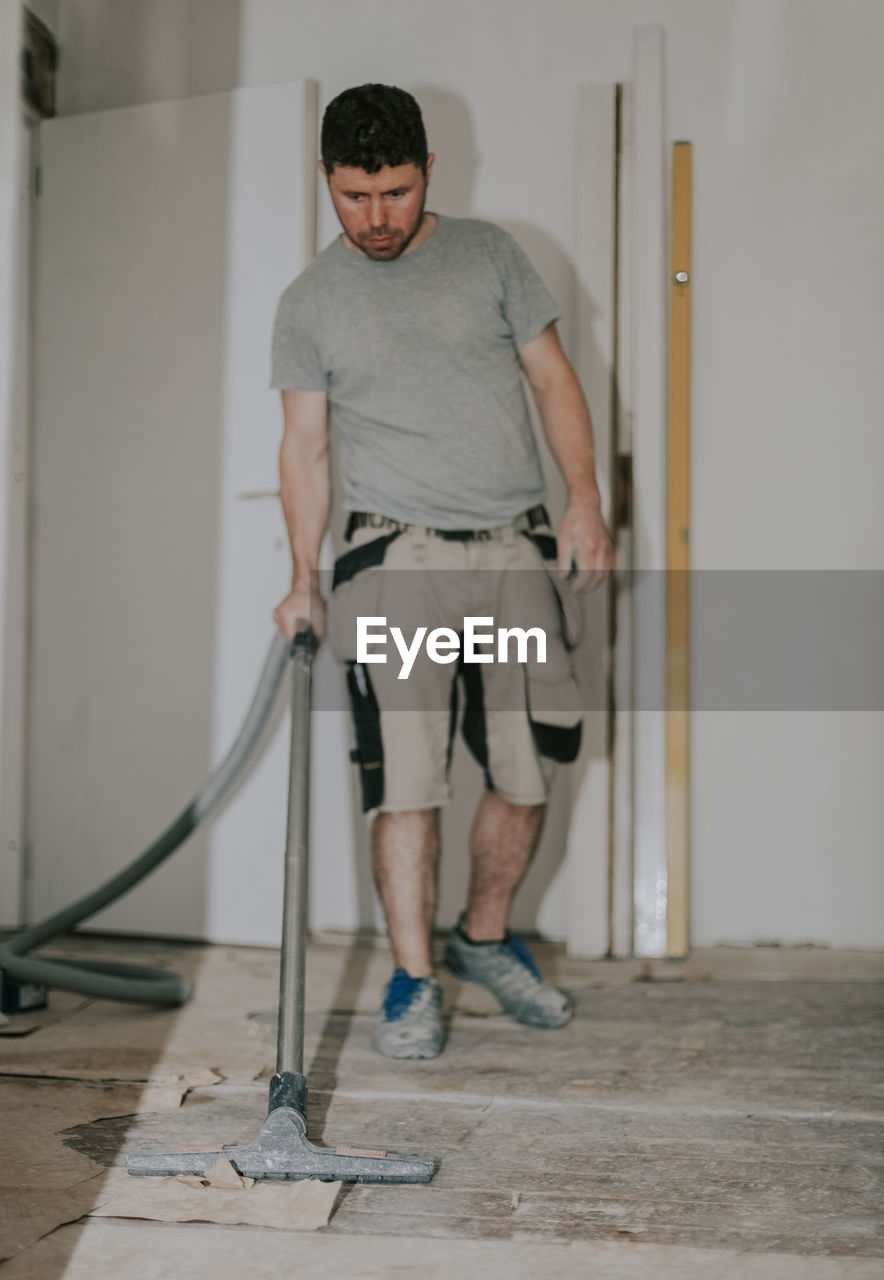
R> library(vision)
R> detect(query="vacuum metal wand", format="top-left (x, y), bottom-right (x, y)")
top-left (276, 625), bottom-right (315, 1076)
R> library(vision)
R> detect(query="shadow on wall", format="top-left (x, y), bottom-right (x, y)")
top-left (56, 0), bottom-right (244, 114)
top-left (400, 85), bottom-right (614, 940)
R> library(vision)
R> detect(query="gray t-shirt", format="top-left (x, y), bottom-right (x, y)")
top-left (270, 213), bottom-right (560, 529)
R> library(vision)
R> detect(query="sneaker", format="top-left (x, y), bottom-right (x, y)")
top-left (443, 920), bottom-right (573, 1029)
top-left (372, 969), bottom-right (445, 1059)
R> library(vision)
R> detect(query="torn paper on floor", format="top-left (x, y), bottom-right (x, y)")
top-left (0, 1177), bottom-right (105, 1262)
top-left (90, 1168), bottom-right (340, 1230)
top-left (136, 1068), bottom-right (224, 1112)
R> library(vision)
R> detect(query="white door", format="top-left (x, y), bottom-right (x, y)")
top-left (27, 82), bottom-right (326, 944)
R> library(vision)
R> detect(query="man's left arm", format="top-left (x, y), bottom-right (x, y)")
top-left (519, 323), bottom-right (614, 592)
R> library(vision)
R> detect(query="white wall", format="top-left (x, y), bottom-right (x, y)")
top-left (43, 0), bottom-right (884, 946)
top-left (27, 83), bottom-right (323, 949)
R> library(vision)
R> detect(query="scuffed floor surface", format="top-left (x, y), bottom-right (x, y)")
top-left (0, 936), bottom-right (882, 1279)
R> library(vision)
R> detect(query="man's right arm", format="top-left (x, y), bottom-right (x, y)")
top-left (272, 388), bottom-right (330, 641)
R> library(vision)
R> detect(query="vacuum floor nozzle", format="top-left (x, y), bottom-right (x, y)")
top-left (126, 1072), bottom-right (435, 1184)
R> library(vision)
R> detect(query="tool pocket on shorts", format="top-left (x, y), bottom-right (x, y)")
top-left (327, 531), bottom-right (402, 662)
top-left (523, 666), bottom-right (583, 763)
top-left (519, 531), bottom-right (583, 651)
top-left (345, 661), bottom-right (385, 811)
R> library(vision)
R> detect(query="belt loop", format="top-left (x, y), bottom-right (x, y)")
top-left (410, 522), bottom-right (428, 558)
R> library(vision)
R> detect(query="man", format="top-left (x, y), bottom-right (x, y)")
top-left (271, 84), bottom-right (613, 1059)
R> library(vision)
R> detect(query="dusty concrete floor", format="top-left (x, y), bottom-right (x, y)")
top-left (1, 935), bottom-right (882, 1278)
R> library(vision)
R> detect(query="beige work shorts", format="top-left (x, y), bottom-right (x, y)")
top-left (327, 512), bottom-right (584, 812)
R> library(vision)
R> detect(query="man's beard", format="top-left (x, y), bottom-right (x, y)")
top-left (353, 193), bottom-right (427, 261)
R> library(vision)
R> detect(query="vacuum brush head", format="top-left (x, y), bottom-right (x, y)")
top-left (126, 1071), bottom-right (435, 1185)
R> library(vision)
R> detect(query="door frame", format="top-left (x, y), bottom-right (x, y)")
top-left (0, 102), bottom-right (41, 929)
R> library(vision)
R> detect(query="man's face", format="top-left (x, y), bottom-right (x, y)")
top-left (321, 156), bottom-right (435, 260)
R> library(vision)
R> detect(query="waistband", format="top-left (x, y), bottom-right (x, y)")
top-left (344, 504), bottom-right (550, 543)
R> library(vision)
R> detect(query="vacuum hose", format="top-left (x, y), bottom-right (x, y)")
top-left (0, 632), bottom-right (292, 1007)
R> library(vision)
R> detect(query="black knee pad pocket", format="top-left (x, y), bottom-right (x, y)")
top-left (523, 668), bottom-right (583, 763)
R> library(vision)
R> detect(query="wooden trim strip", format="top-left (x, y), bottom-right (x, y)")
top-left (665, 141), bottom-right (692, 957)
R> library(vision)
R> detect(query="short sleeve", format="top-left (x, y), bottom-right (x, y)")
top-left (488, 227), bottom-right (561, 351)
top-left (269, 280), bottom-right (328, 391)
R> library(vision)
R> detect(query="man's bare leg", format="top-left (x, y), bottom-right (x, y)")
top-left (462, 792), bottom-right (546, 940)
top-left (371, 808), bottom-right (440, 977)
top-left (445, 791), bottom-right (571, 1028)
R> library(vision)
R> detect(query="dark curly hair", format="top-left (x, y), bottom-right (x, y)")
top-left (321, 84), bottom-right (428, 175)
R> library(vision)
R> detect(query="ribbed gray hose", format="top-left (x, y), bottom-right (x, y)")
top-left (0, 632), bottom-right (292, 1007)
